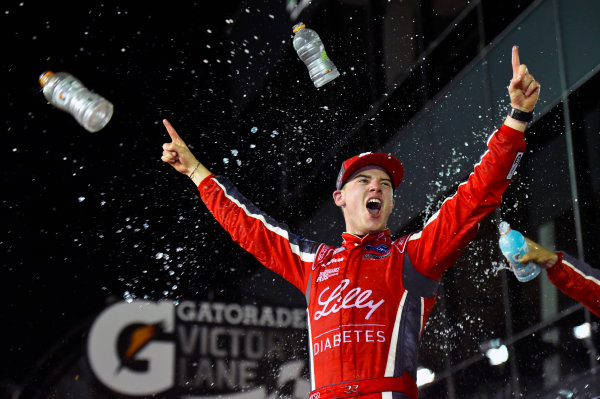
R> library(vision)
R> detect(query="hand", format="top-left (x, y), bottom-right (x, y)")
top-left (508, 46), bottom-right (540, 112)
top-left (519, 237), bottom-right (558, 269)
top-left (160, 119), bottom-right (199, 176)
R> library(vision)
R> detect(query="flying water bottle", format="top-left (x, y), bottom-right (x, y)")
top-left (39, 71), bottom-right (114, 132)
top-left (292, 23), bottom-right (340, 88)
top-left (498, 221), bottom-right (541, 282)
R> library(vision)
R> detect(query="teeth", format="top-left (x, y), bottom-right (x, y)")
top-left (366, 198), bottom-right (381, 214)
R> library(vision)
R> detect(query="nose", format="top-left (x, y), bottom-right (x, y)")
top-left (369, 181), bottom-right (382, 192)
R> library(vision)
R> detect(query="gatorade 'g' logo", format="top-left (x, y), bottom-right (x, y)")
top-left (116, 322), bottom-right (165, 372)
top-left (87, 301), bottom-right (175, 395)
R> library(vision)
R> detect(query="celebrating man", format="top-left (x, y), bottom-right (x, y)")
top-left (160, 46), bottom-right (540, 398)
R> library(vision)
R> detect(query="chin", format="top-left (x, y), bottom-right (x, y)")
top-left (366, 225), bottom-right (386, 234)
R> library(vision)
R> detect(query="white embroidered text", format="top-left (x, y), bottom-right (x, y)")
top-left (314, 279), bottom-right (384, 320)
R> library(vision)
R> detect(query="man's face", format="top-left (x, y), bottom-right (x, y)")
top-left (333, 166), bottom-right (395, 236)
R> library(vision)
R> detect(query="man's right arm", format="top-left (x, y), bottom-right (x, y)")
top-left (197, 175), bottom-right (320, 293)
top-left (160, 119), bottom-right (318, 294)
top-left (160, 119), bottom-right (211, 185)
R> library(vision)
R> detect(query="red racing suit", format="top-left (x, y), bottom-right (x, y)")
top-left (197, 123), bottom-right (526, 398)
top-left (547, 252), bottom-right (600, 317)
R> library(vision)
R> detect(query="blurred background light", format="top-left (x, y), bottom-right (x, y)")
top-left (485, 343), bottom-right (509, 366)
top-left (573, 322), bottom-right (591, 340)
top-left (416, 367), bottom-right (435, 387)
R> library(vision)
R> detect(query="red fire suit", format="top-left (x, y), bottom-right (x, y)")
top-left (547, 252), bottom-right (600, 317)
top-left (197, 123), bottom-right (526, 398)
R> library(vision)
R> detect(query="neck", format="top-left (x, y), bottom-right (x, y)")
top-left (345, 229), bottom-right (387, 237)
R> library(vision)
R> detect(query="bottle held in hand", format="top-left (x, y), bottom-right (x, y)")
top-left (498, 221), bottom-right (541, 282)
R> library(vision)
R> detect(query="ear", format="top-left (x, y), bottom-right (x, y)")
top-left (333, 190), bottom-right (345, 207)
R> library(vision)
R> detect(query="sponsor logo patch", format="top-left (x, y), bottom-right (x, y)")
top-left (314, 279), bottom-right (384, 320)
top-left (316, 266), bottom-right (341, 282)
top-left (363, 252), bottom-right (391, 260)
top-left (506, 151), bottom-right (524, 179)
top-left (365, 244), bottom-right (390, 253)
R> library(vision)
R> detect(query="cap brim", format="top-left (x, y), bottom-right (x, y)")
top-left (340, 153), bottom-right (404, 189)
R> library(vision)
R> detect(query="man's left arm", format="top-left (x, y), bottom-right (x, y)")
top-left (406, 46), bottom-right (540, 280)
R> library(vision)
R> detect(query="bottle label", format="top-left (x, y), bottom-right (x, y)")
top-left (499, 229), bottom-right (540, 282)
top-left (507, 241), bottom-right (525, 267)
top-left (511, 242), bottom-right (539, 280)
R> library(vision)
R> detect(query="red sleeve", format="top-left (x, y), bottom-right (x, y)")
top-left (547, 252), bottom-right (600, 317)
top-left (197, 174), bottom-right (319, 293)
top-left (406, 124), bottom-right (526, 280)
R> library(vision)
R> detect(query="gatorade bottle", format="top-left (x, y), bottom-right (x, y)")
top-left (39, 71), bottom-right (114, 132)
top-left (498, 221), bottom-right (541, 282)
top-left (292, 23), bottom-right (340, 88)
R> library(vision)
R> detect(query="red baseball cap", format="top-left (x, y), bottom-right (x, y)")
top-left (336, 152), bottom-right (404, 190)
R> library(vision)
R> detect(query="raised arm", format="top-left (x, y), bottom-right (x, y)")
top-left (159, 119), bottom-right (318, 293)
top-left (160, 119), bottom-right (211, 186)
top-left (406, 46), bottom-right (540, 280)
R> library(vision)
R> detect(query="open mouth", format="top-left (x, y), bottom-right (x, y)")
top-left (366, 198), bottom-right (382, 215)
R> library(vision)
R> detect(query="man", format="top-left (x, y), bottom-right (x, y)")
top-left (161, 46), bottom-right (540, 398)
top-left (519, 238), bottom-right (600, 317)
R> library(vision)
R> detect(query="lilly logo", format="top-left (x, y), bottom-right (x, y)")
top-left (313, 279), bottom-right (384, 320)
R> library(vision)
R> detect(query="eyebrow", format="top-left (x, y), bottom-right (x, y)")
top-left (352, 173), bottom-right (393, 184)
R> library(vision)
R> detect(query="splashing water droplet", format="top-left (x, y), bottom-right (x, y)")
top-left (124, 291), bottom-right (134, 303)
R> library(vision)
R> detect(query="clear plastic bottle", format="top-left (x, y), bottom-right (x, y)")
top-left (292, 23), bottom-right (340, 88)
top-left (39, 71), bottom-right (114, 133)
top-left (498, 221), bottom-right (541, 282)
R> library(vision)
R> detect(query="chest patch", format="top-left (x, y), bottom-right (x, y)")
top-left (363, 244), bottom-right (391, 260)
top-left (365, 244), bottom-right (390, 253)
top-left (316, 266), bottom-right (341, 282)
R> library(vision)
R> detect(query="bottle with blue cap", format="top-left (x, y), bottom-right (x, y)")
top-left (292, 22), bottom-right (340, 88)
top-left (498, 221), bottom-right (541, 282)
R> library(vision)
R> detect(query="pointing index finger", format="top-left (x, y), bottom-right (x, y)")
top-left (163, 119), bottom-right (184, 146)
top-left (512, 45), bottom-right (521, 78)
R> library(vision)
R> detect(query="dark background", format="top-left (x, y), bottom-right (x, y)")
top-left (2, 0), bottom-right (277, 387)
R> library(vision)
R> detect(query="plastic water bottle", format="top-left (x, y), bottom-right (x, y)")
top-left (498, 221), bottom-right (541, 282)
top-left (39, 71), bottom-right (114, 133)
top-left (292, 23), bottom-right (340, 88)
